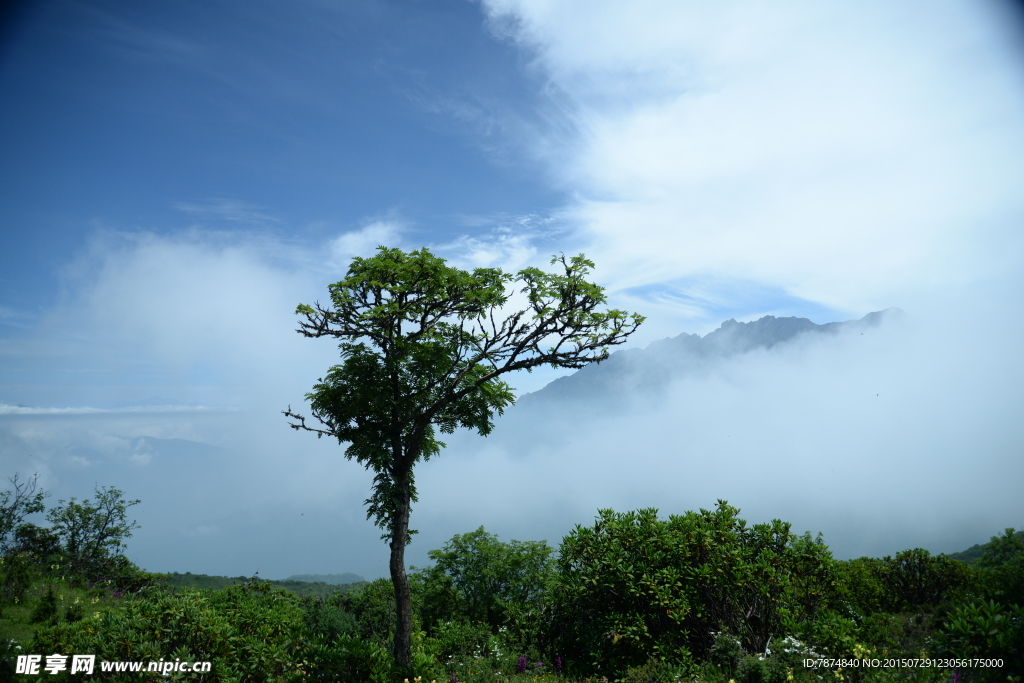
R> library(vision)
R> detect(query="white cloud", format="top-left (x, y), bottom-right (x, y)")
top-left (480, 0), bottom-right (1024, 323)
top-left (417, 304), bottom-right (1024, 559)
top-left (438, 213), bottom-right (555, 271)
top-left (329, 219), bottom-right (406, 268)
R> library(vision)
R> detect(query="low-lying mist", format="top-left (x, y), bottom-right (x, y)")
top-left (2, 291), bottom-right (1021, 580)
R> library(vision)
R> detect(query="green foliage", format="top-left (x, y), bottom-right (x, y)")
top-left (31, 580), bottom-right (305, 682)
top-left (296, 633), bottom-right (394, 683)
top-left (785, 608), bottom-right (859, 657)
top-left (336, 577), bottom-right (400, 647)
top-left (0, 474), bottom-right (48, 556)
top-left (936, 600), bottom-right (1024, 679)
top-left (29, 584), bottom-right (59, 625)
top-left (836, 557), bottom-right (888, 615)
top-left (709, 632), bottom-right (745, 675)
top-left (878, 549), bottom-right (976, 612)
top-left (547, 502), bottom-right (835, 677)
top-left (976, 527), bottom-right (1024, 607)
top-left (0, 638), bottom-right (20, 683)
top-left (618, 655), bottom-right (693, 683)
top-left (160, 571), bottom-right (367, 598)
top-left (428, 618), bottom-right (494, 666)
top-left (300, 594), bottom-right (359, 642)
top-left (416, 526), bottom-right (555, 633)
top-left (45, 486), bottom-right (140, 580)
top-left (836, 550), bottom-right (978, 618)
top-left (0, 552), bottom-right (33, 609)
top-left (12, 523), bottom-right (60, 561)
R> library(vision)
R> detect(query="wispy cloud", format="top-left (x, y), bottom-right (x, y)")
top-left (175, 199), bottom-right (284, 226)
top-left (0, 404), bottom-right (226, 416)
top-left (0, 305), bottom-right (35, 330)
top-left (438, 212), bottom-right (558, 271)
top-left (480, 0), bottom-right (1024, 326)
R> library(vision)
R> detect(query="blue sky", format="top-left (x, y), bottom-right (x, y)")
top-left (1, 0), bottom-right (1023, 579)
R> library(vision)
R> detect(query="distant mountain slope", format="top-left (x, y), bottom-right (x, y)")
top-left (519, 308), bottom-right (902, 407)
top-left (161, 572), bottom-right (367, 598)
top-left (285, 573), bottom-right (365, 585)
top-left (947, 529), bottom-right (1024, 563)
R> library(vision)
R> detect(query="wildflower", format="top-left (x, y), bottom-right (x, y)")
top-left (517, 656), bottom-right (529, 674)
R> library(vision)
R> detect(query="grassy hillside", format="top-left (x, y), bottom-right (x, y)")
top-left (947, 529), bottom-right (1024, 563)
top-left (159, 571), bottom-right (368, 598)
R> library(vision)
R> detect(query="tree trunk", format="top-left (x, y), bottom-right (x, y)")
top-left (390, 468), bottom-right (414, 671)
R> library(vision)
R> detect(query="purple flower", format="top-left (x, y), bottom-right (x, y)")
top-left (535, 662), bottom-right (544, 672)
top-left (555, 657), bottom-right (563, 673)
top-left (952, 671), bottom-right (961, 683)
top-left (449, 672), bottom-right (457, 683)
top-left (516, 656), bottom-right (529, 674)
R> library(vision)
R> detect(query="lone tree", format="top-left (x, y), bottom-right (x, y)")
top-left (284, 247), bottom-right (643, 669)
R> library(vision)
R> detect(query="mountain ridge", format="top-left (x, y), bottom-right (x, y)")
top-left (519, 308), bottom-right (903, 407)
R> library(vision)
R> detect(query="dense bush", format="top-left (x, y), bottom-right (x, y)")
top-left (415, 526), bottom-right (554, 635)
top-left (545, 501), bottom-right (837, 677)
top-left (976, 528), bottom-right (1024, 607)
top-left (300, 594), bottom-right (360, 642)
top-left (31, 580), bottom-right (304, 682)
top-left (936, 600), bottom-right (1023, 680)
top-left (334, 577), bottom-right (400, 647)
top-left (879, 549), bottom-right (977, 612)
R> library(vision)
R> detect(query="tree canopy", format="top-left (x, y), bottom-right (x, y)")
top-left (285, 247), bottom-right (643, 668)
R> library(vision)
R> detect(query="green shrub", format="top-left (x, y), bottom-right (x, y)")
top-left (31, 580), bottom-right (304, 682)
top-left (0, 637), bottom-right (21, 683)
top-left (976, 528), bottom-right (1024, 608)
top-left (296, 633), bottom-right (394, 683)
top-left (415, 526), bottom-right (554, 635)
top-left (337, 577), bottom-right (399, 647)
top-left (936, 600), bottom-right (1023, 680)
top-left (12, 524), bottom-right (60, 563)
top-left (710, 631), bottom-right (745, 674)
top-left (838, 551), bottom-right (978, 618)
top-left (619, 656), bottom-right (691, 683)
top-left (835, 558), bottom-right (887, 616)
top-left (300, 594), bottom-right (359, 642)
top-left (878, 549), bottom-right (976, 612)
top-left (547, 502), bottom-right (836, 677)
top-left (737, 654), bottom-right (771, 683)
top-left (30, 585), bottom-right (59, 624)
top-left (0, 552), bottom-right (33, 609)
